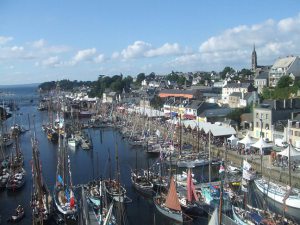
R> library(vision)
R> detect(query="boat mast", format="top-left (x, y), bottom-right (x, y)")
top-left (260, 115), bottom-right (263, 176)
top-left (288, 120), bottom-right (291, 187)
top-left (209, 130), bottom-right (211, 183)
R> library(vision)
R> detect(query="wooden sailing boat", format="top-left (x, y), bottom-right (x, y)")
top-left (254, 120), bottom-right (300, 210)
top-left (131, 151), bottom-right (153, 197)
top-left (103, 144), bottom-right (126, 203)
top-left (31, 129), bottom-right (53, 223)
top-left (179, 169), bottom-right (199, 209)
top-left (153, 176), bottom-right (183, 222)
top-left (53, 110), bottom-right (78, 217)
top-left (6, 134), bottom-right (26, 191)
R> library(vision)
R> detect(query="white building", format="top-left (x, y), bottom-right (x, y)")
top-left (222, 82), bottom-right (253, 104)
top-left (269, 56), bottom-right (300, 87)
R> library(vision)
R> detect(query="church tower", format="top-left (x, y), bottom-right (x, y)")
top-left (251, 44), bottom-right (257, 71)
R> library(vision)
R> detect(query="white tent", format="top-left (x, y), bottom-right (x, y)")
top-left (237, 133), bottom-right (255, 149)
top-left (227, 134), bottom-right (239, 147)
top-left (278, 145), bottom-right (300, 160)
top-left (251, 137), bottom-right (273, 149)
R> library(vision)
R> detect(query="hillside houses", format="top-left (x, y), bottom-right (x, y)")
top-left (222, 82), bottom-right (255, 104)
top-left (269, 56), bottom-right (300, 87)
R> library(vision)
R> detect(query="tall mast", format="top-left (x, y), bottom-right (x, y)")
top-left (260, 115), bottom-right (263, 176)
top-left (208, 130), bottom-right (211, 183)
top-left (288, 120), bottom-right (291, 187)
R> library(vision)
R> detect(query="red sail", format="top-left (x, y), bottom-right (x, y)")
top-left (187, 169), bottom-right (198, 202)
top-left (165, 176), bottom-right (181, 211)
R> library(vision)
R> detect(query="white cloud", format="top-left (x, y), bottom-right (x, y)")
top-left (94, 54), bottom-right (105, 63)
top-left (40, 56), bottom-right (62, 67)
top-left (168, 13), bottom-right (300, 70)
top-left (11, 46), bottom-right (24, 52)
top-left (121, 41), bottom-right (152, 59)
top-left (32, 39), bottom-right (46, 48)
top-left (111, 51), bottom-right (120, 59)
top-left (145, 43), bottom-right (180, 57)
top-left (119, 41), bottom-right (182, 60)
top-left (0, 36), bottom-right (13, 45)
top-left (72, 48), bottom-right (97, 64)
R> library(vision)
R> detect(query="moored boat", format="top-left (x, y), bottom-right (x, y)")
top-left (153, 176), bottom-right (183, 222)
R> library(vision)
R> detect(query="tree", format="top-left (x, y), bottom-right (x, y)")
top-left (150, 96), bottom-right (164, 109)
top-left (239, 68), bottom-right (253, 76)
top-left (220, 66), bottom-right (235, 79)
top-left (277, 75), bottom-right (293, 88)
top-left (136, 73), bottom-right (145, 84)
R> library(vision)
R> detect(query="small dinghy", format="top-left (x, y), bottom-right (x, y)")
top-left (7, 205), bottom-right (25, 223)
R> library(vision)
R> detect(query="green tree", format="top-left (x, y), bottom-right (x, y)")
top-left (277, 75), bottom-right (293, 88)
top-left (220, 66), bottom-right (235, 79)
top-left (150, 96), bottom-right (164, 109)
top-left (136, 73), bottom-right (146, 84)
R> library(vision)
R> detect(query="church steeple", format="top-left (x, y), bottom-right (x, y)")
top-left (252, 44), bottom-right (257, 71)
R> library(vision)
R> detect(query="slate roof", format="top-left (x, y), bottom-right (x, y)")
top-left (200, 107), bottom-right (232, 118)
top-left (255, 71), bottom-right (269, 79)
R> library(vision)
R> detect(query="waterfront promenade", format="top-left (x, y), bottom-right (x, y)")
top-left (140, 116), bottom-right (300, 188)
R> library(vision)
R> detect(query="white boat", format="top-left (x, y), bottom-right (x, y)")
top-left (68, 137), bottom-right (78, 147)
top-left (254, 178), bottom-right (300, 209)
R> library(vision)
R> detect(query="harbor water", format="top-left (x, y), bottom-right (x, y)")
top-left (0, 86), bottom-right (209, 225)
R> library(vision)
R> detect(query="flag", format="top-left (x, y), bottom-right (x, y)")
top-left (57, 175), bottom-right (64, 185)
top-left (70, 191), bottom-right (75, 208)
top-left (219, 164), bottom-right (225, 174)
top-left (243, 160), bottom-right (251, 171)
top-left (65, 189), bottom-right (70, 202)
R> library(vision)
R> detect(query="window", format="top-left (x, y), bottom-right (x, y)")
top-left (265, 124), bottom-right (269, 130)
top-left (256, 113), bottom-right (259, 118)
top-left (265, 114), bottom-right (268, 119)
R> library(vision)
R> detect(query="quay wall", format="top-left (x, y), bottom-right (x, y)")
top-left (152, 121), bottom-right (300, 188)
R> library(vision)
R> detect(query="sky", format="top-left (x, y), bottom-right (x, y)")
top-left (1, 0), bottom-right (300, 85)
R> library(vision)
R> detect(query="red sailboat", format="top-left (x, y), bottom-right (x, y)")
top-left (153, 176), bottom-right (183, 222)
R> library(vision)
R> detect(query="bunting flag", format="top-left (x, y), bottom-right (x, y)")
top-left (65, 189), bottom-right (70, 202)
top-left (219, 164), bottom-right (225, 174)
top-left (70, 191), bottom-right (75, 208)
top-left (57, 175), bottom-right (64, 185)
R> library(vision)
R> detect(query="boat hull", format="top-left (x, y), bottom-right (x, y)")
top-left (153, 196), bottom-right (183, 222)
top-left (53, 187), bottom-right (78, 217)
top-left (254, 179), bottom-right (300, 209)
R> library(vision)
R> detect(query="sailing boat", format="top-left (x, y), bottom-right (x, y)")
top-left (199, 133), bottom-right (231, 212)
top-left (254, 120), bottom-right (300, 210)
top-left (153, 176), bottom-right (183, 222)
top-left (208, 207), bottom-right (219, 225)
top-left (6, 135), bottom-right (26, 191)
top-left (131, 151), bottom-right (153, 197)
top-left (233, 161), bottom-right (296, 225)
top-left (178, 169), bottom-right (199, 209)
top-left (53, 112), bottom-right (78, 217)
top-left (83, 181), bottom-right (117, 225)
top-left (31, 130), bottom-right (53, 222)
top-left (103, 145), bottom-right (127, 203)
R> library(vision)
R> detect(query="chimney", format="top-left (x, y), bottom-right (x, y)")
top-left (274, 100), bottom-right (277, 110)
top-left (284, 99), bottom-right (286, 109)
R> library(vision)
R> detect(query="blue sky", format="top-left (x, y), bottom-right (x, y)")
top-left (1, 0), bottom-right (300, 84)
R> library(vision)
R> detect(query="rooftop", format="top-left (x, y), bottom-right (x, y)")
top-left (272, 56), bottom-right (298, 69)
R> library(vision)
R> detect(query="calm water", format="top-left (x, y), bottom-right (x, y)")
top-left (0, 87), bottom-right (208, 225)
